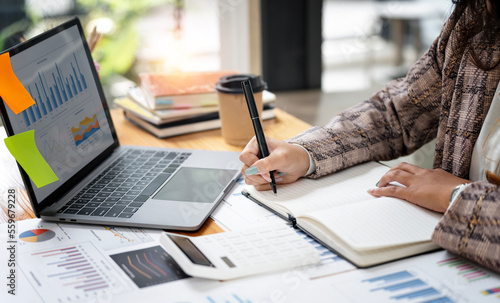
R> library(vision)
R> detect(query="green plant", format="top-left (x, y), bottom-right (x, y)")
top-left (0, 19), bottom-right (32, 51)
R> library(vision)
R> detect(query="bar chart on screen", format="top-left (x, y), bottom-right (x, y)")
top-left (19, 242), bottom-right (127, 302)
top-left (20, 51), bottom-right (90, 128)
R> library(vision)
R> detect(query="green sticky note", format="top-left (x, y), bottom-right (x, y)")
top-left (4, 130), bottom-right (58, 188)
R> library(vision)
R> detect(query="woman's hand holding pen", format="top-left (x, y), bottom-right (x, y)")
top-left (240, 137), bottom-right (310, 191)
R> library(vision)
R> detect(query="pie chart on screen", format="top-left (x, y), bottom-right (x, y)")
top-left (19, 229), bottom-right (56, 242)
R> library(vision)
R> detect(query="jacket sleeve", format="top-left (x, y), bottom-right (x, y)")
top-left (432, 181), bottom-right (500, 273)
top-left (287, 37), bottom-right (445, 178)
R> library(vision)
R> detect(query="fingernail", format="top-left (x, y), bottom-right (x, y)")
top-left (275, 177), bottom-right (283, 182)
top-left (262, 174), bottom-right (272, 182)
top-left (277, 172), bottom-right (287, 176)
top-left (245, 166), bottom-right (258, 176)
top-left (375, 180), bottom-right (380, 187)
top-left (367, 188), bottom-right (375, 194)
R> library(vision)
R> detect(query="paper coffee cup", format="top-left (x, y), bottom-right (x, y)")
top-left (215, 74), bottom-right (267, 146)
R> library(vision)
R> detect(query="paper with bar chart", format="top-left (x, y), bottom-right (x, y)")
top-left (9, 218), bottom-right (182, 302)
top-left (331, 265), bottom-right (466, 303)
top-left (4, 218), bottom-right (500, 302)
top-left (328, 250), bottom-right (500, 303)
top-left (20, 242), bottom-right (127, 302)
top-left (5, 24), bottom-right (115, 202)
top-left (437, 256), bottom-right (492, 283)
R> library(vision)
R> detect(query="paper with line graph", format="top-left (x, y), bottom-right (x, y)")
top-left (109, 245), bottom-right (189, 288)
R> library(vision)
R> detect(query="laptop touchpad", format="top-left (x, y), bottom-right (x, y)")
top-left (153, 167), bottom-right (237, 203)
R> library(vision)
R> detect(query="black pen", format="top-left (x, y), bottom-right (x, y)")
top-left (241, 79), bottom-right (277, 194)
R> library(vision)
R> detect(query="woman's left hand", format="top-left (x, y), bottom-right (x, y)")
top-left (367, 162), bottom-right (471, 213)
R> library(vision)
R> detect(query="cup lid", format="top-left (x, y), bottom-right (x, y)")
top-left (215, 74), bottom-right (267, 94)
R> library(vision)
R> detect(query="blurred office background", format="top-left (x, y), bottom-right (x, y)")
top-left (0, 0), bottom-right (452, 126)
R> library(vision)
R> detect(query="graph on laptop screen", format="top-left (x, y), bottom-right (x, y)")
top-left (5, 24), bottom-right (115, 202)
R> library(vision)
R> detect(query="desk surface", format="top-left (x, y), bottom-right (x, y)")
top-left (0, 108), bottom-right (311, 235)
top-left (2, 107), bottom-right (499, 302)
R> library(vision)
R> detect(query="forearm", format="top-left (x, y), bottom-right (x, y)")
top-left (287, 37), bottom-right (443, 178)
top-left (287, 97), bottom-right (406, 177)
top-left (288, 83), bottom-right (439, 177)
top-left (432, 181), bottom-right (500, 272)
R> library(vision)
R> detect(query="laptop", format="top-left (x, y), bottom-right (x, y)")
top-left (0, 18), bottom-right (241, 231)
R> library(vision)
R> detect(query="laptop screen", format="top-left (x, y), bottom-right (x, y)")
top-left (0, 18), bottom-right (117, 205)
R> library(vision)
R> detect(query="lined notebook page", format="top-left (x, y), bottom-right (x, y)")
top-left (302, 197), bottom-right (442, 250)
top-left (244, 162), bottom-right (389, 217)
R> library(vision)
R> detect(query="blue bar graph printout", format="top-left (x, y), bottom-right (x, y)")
top-left (355, 270), bottom-right (456, 303)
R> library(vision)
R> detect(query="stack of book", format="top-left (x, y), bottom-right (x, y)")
top-left (114, 71), bottom-right (276, 138)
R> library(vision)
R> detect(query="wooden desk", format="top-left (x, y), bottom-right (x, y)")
top-left (0, 108), bottom-right (311, 235)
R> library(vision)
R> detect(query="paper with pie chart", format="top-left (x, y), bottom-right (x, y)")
top-left (19, 229), bottom-right (56, 242)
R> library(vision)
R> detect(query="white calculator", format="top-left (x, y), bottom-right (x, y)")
top-left (160, 223), bottom-right (321, 280)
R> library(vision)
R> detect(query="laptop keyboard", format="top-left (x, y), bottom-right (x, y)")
top-left (57, 149), bottom-right (191, 219)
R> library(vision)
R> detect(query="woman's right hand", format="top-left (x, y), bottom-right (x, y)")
top-left (239, 137), bottom-right (311, 191)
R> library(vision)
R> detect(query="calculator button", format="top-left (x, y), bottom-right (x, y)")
top-left (272, 238), bottom-right (286, 245)
top-left (259, 246), bottom-right (275, 254)
top-left (252, 240), bottom-right (267, 248)
top-left (251, 256), bottom-right (267, 265)
top-left (237, 243), bottom-right (252, 251)
top-left (277, 244), bottom-right (292, 252)
top-left (266, 253), bottom-right (282, 261)
top-left (213, 234), bottom-right (224, 241)
top-left (243, 249), bottom-right (260, 258)
top-left (230, 252), bottom-right (243, 259)
top-left (230, 237), bottom-right (245, 245)
top-left (245, 234), bottom-right (261, 242)
top-left (219, 241), bottom-right (231, 248)
top-left (225, 233), bottom-right (241, 240)
top-left (282, 250), bottom-right (300, 258)
top-left (240, 230), bottom-right (256, 237)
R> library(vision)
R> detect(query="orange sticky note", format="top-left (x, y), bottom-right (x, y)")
top-left (0, 52), bottom-right (35, 114)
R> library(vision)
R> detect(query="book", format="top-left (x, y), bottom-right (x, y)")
top-left (241, 161), bottom-right (442, 267)
top-left (123, 104), bottom-right (276, 138)
top-left (122, 87), bottom-right (277, 122)
top-left (114, 97), bottom-right (220, 125)
top-left (139, 70), bottom-right (237, 110)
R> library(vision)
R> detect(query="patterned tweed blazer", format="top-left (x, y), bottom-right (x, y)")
top-left (288, 6), bottom-right (500, 272)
